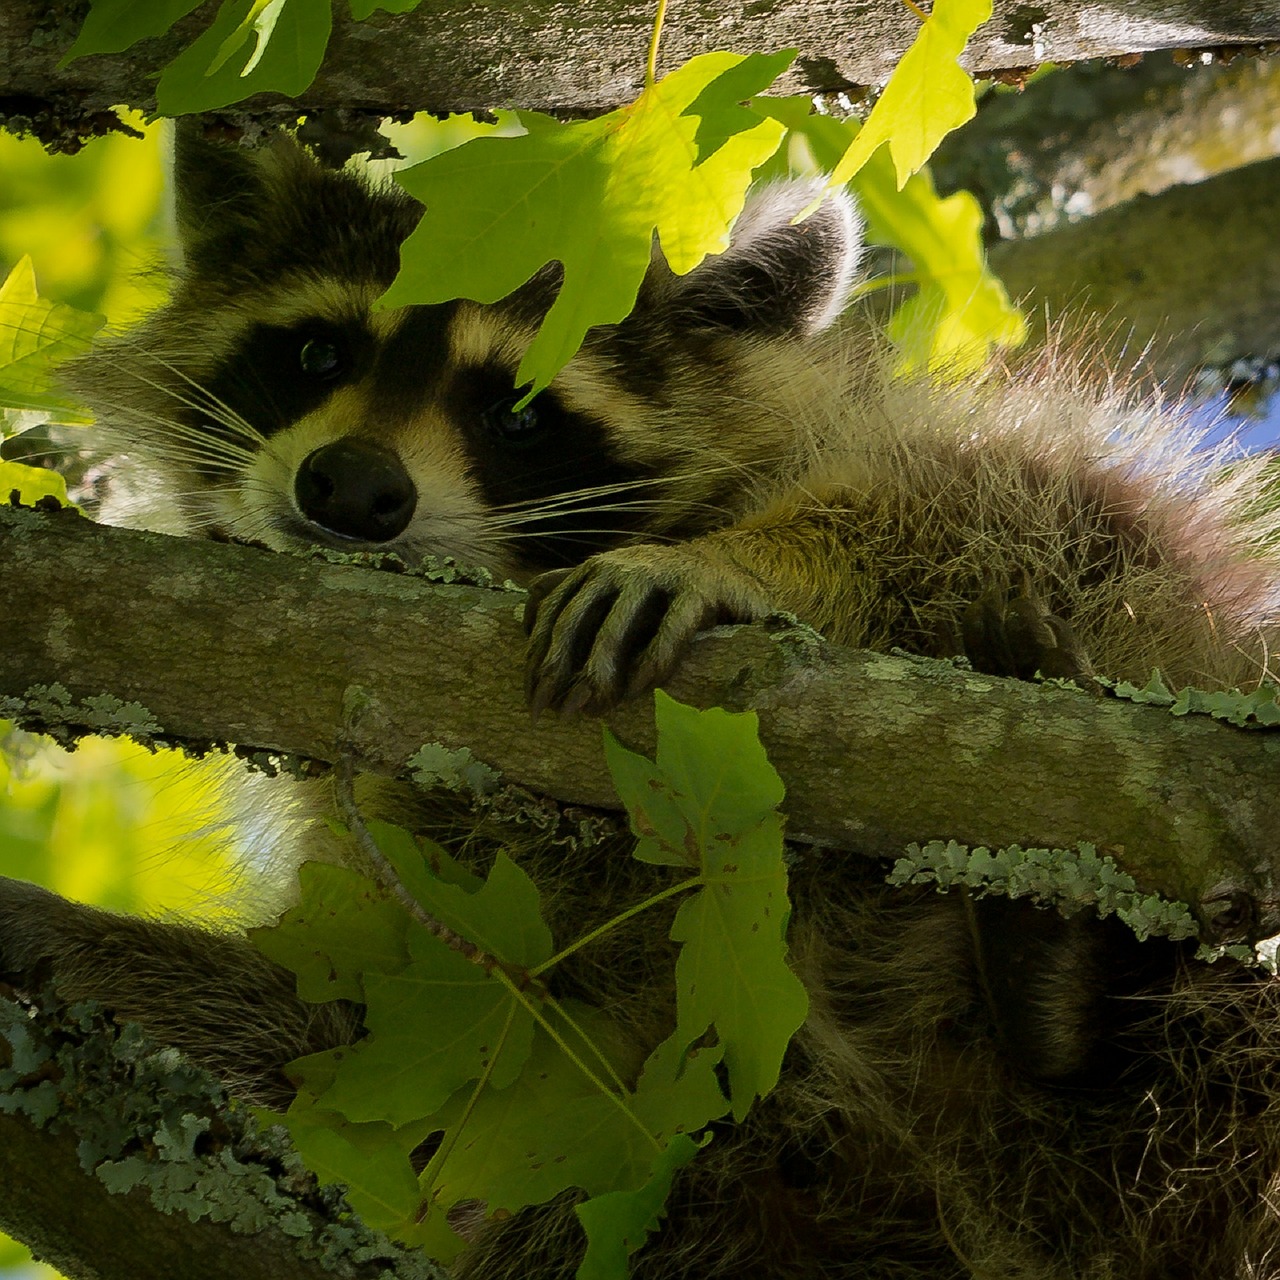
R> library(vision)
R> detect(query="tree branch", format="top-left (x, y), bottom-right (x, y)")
top-left (988, 155), bottom-right (1280, 389)
top-left (0, 985), bottom-right (441, 1280)
top-left (2, 0), bottom-right (1280, 135)
top-left (2, 503), bottom-right (1277, 937)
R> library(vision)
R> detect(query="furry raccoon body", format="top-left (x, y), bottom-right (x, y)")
top-left (17, 129), bottom-right (1280, 1276)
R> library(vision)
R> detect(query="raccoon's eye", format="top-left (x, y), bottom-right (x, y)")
top-left (299, 338), bottom-right (344, 380)
top-left (483, 395), bottom-right (544, 447)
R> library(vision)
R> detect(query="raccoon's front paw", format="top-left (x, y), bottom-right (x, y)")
top-left (523, 545), bottom-right (772, 715)
top-left (961, 579), bottom-right (1094, 685)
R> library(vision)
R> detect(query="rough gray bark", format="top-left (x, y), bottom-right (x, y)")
top-left (1, 0), bottom-right (1280, 134)
top-left (2, 504), bottom-right (1277, 935)
top-left (0, 987), bottom-right (441, 1280)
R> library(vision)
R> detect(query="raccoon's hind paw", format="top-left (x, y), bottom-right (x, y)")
top-left (961, 578), bottom-right (1095, 686)
top-left (522, 546), bottom-right (771, 715)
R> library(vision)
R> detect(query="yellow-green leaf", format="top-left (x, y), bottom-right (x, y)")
top-left (854, 151), bottom-right (1026, 370)
top-left (829, 0), bottom-right (993, 189)
top-left (385, 52), bottom-right (792, 398)
top-left (0, 257), bottom-right (103, 417)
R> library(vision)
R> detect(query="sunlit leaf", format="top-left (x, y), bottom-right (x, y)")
top-left (0, 257), bottom-right (103, 417)
top-left (829, 0), bottom-right (993, 189)
top-left (385, 52), bottom-right (791, 398)
top-left (0, 459), bottom-right (71, 507)
top-left (749, 100), bottom-right (1024, 370)
top-left (0, 118), bottom-right (166, 325)
top-left (855, 150), bottom-right (1026, 370)
top-left (155, 0), bottom-right (331, 114)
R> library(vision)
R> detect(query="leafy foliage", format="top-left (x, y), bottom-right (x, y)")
top-left (752, 98), bottom-right (1025, 370)
top-left (828, 0), bottom-right (993, 189)
top-left (385, 51), bottom-right (793, 399)
top-left (2, 6), bottom-right (1025, 1276)
top-left (0, 258), bottom-right (102, 419)
top-left (0, 117), bottom-right (165, 322)
top-left (154, 0), bottom-right (333, 115)
top-left (256, 694), bottom-right (796, 1277)
top-left (50, 0), bottom-right (1016, 395)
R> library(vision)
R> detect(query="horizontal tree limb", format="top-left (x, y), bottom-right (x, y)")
top-left (1, 1), bottom-right (1280, 130)
top-left (989, 155), bottom-right (1280, 390)
top-left (2, 503), bottom-right (1278, 936)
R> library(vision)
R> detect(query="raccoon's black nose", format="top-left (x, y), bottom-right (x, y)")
top-left (294, 439), bottom-right (417, 542)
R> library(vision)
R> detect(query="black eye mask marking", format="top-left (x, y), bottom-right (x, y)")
top-left (447, 363), bottom-right (660, 572)
top-left (190, 319), bottom-right (375, 465)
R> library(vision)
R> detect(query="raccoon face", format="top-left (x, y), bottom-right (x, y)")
top-left (167, 277), bottom-right (667, 576)
top-left (75, 128), bottom-right (863, 580)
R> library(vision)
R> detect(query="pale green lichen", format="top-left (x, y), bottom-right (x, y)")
top-left (306, 546), bottom-right (521, 592)
top-left (0, 682), bottom-right (162, 744)
top-left (0, 993), bottom-right (440, 1276)
top-left (887, 839), bottom-right (1200, 944)
top-left (1107, 669), bottom-right (1280, 727)
top-left (1171, 683), bottom-right (1280, 727)
top-left (407, 742), bottom-right (501, 796)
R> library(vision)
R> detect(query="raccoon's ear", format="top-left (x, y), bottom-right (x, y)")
top-left (659, 181), bottom-right (863, 336)
top-left (170, 121), bottom-right (312, 275)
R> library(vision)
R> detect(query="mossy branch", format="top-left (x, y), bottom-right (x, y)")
top-left (2, 504), bottom-right (1278, 940)
top-left (0, 985), bottom-right (442, 1280)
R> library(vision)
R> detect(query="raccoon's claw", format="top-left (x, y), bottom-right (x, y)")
top-left (523, 548), bottom-right (769, 715)
top-left (961, 579), bottom-right (1094, 686)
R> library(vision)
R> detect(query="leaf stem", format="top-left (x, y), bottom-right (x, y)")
top-left (645, 0), bottom-right (669, 88)
top-left (416, 999), bottom-right (521, 1212)
top-left (901, 0), bottom-right (931, 19)
top-left (498, 968), bottom-right (662, 1150)
top-left (533, 875), bottom-right (703, 977)
top-left (544, 995), bottom-right (633, 1099)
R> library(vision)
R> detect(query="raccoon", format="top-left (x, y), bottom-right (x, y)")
top-left (3, 126), bottom-right (1280, 1278)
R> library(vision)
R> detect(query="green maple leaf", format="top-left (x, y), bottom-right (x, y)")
top-left (425, 1006), bottom-right (724, 1217)
top-left (856, 150), bottom-right (1026, 369)
top-left (574, 1135), bottom-right (704, 1280)
top-left (317, 901), bottom-right (541, 1126)
top-left (383, 50), bottom-right (793, 398)
top-left (155, 0), bottom-right (331, 114)
top-left (0, 257), bottom-right (103, 417)
top-left (60, 0), bottom-right (206, 62)
top-left (250, 862), bottom-right (412, 1003)
top-left (605, 691), bottom-right (786, 867)
top-left (670, 811), bottom-right (805, 1120)
top-left (371, 837), bottom-right (552, 970)
top-left (279, 1099), bottom-right (429, 1234)
top-left (829, 0), bottom-right (993, 188)
top-left (606, 693), bottom-right (804, 1121)
top-left (752, 97), bottom-right (1024, 371)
